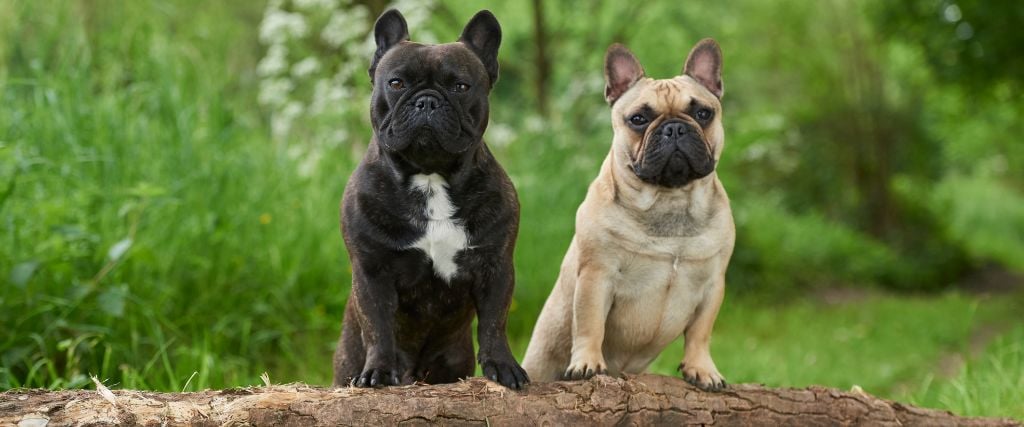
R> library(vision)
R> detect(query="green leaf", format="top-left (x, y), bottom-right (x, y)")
top-left (127, 182), bottom-right (167, 198)
top-left (107, 238), bottom-right (133, 261)
top-left (97, 286), bottom-right (127, 317)
top-left (9, 261), bottom-right (39, 288)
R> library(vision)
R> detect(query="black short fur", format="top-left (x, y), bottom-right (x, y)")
top-left (332, 9), bottom-right (528, 390)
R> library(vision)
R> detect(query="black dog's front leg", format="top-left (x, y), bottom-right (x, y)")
top-left (350, 260), bottom-right (401, 387)
top-left (473, 259), bottom-right (529, 390)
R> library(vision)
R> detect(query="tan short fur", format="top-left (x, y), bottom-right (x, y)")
top-left (523, 41), bottom-right (734, 390)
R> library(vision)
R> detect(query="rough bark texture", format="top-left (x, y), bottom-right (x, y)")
top-left (1, 374), bottom-right (1018, 426)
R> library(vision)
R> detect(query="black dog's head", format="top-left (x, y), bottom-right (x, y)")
top-left (368, 10), bottom-right (501, 172)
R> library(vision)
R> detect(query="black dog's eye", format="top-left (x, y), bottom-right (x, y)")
top-left (388, 78), bottom-right (405, 90)
top-left (453, 82), bottom-right (471, 92)
top-left (629, 114), bottom-right (649, 127)
top-left (695, 108), bottom-right (713, 122)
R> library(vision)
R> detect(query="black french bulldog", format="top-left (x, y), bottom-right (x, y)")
top-left (332, 9), bottom-right (528, 390)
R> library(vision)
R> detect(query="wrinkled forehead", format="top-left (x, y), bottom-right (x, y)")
top-left (377, 42), bottom-right (484, 79)
top-left (614, 76), bottom-right (720, 115)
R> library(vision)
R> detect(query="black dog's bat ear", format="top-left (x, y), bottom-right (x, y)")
top-left (683, 38), bottom-right (724, 98)
top-left (459, 10), bottom-right (502, 86)
top-left (368, 9), bottom-right (410, 82)
top-left (604, 43), bottom-right (644, 105)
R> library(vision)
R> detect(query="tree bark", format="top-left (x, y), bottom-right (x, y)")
top-left (1, 374), bottom-right (1018, 426)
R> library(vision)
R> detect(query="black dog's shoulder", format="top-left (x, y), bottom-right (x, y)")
top-left (447, 148), bottom-right (519, 243)
top-left (341, 153), bottom-right (423, 251)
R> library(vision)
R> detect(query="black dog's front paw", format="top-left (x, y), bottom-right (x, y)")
top-left (481, 358), bottom-right (530, 390)
top-left (354, 366), bottom-right (400, 388)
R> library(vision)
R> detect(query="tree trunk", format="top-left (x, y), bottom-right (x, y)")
top-left (531, 0), bottom-right (550, 115)
top-left (2, 374), bottom-right (1018, 426)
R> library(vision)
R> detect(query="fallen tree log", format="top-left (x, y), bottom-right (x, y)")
top-left (1, 374), bottom-right (1018, 426)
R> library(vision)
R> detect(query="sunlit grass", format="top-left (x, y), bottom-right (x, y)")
top-left (908, 326), bottom-right (1024, 420)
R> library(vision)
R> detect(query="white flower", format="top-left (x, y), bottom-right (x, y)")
top-left (311, 79), bottom-right (334, 113)
top-left (327, 129), bottom-right (348, 148)
top-left (294, 0), bottom-right (338, 10)
top-left (256, 0), bottom-right (381, 144)
top-left (487, 123), bottom-right (516, 147)
top-left (287, 144), bottom-right (305, 160)
top-left (389, 0), bottom-right (433, 30)
top-left (309, 79), bottom-right (331, 114)
top-left (258, 77), bottom-right (294, 107)
top-left (297, 146), bottom-right (323, 178)
top-left (260, 8), bottom-right (309, 44)
top-left (372, 0), bottom-right (436, 42)
top-left (741, 142), bottom-right (771, 162)
top-left (524, 115), bottom-right (545, 133)
top-left (271, 101), bottom-right (306, 139)
top-left (335, 60), bottom-right (361, 83)
top-left (257, 44), bottom-right (288, 76)
top-left (310, 77), bottom-right (352, 115)
top-left (282, 101), bottom-right (304, 120)
top-left (353, 31), bottom-right (377, 59)
top-left (321, 6), bottom-right (369, 48)
top-left (291, 57), bottom-right (321, 78)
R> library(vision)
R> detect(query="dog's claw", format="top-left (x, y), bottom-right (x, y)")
top-left (354, 367), bottom-right (399, 388)
top-left (679, 361), bottom-right (727, 392)
top-left (563, 358), bottom-right (607, 381)
top-left (482, 359), bottom-right (530, 390)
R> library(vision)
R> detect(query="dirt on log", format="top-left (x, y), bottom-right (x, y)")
top-left (1, 374), bottom-right (1018, 426)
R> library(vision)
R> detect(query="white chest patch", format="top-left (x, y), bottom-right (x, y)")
top-left (408, 173), bottom-right (469, 282)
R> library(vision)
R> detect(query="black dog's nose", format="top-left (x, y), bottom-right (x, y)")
top-left (415, 95), bottom-right (440, 111)
top-left (660, 122), bottom-right (688, 138)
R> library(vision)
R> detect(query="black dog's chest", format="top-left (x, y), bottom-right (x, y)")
top-left (401, 173), bottom-right (470, 283)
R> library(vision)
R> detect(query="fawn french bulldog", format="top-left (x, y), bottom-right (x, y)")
top-left (523, 39), bottom-right (733, 391)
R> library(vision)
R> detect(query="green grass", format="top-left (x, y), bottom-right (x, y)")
top-left (908, 325), bottom-right (1024, 420)
top-left (1, 1), bottom-right (1022, 421)
top-left (643, 291), bottom-right (1022, 419)
top-left (646, 292), bottom-right (1012, 391)
top-left (1, 0), bottom-right (350, 390)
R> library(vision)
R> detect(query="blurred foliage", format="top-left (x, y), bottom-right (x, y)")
top-left (0, 0), bottom-right (1022, 418)
top-left (878, 0), bottom-right (1024, 91)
